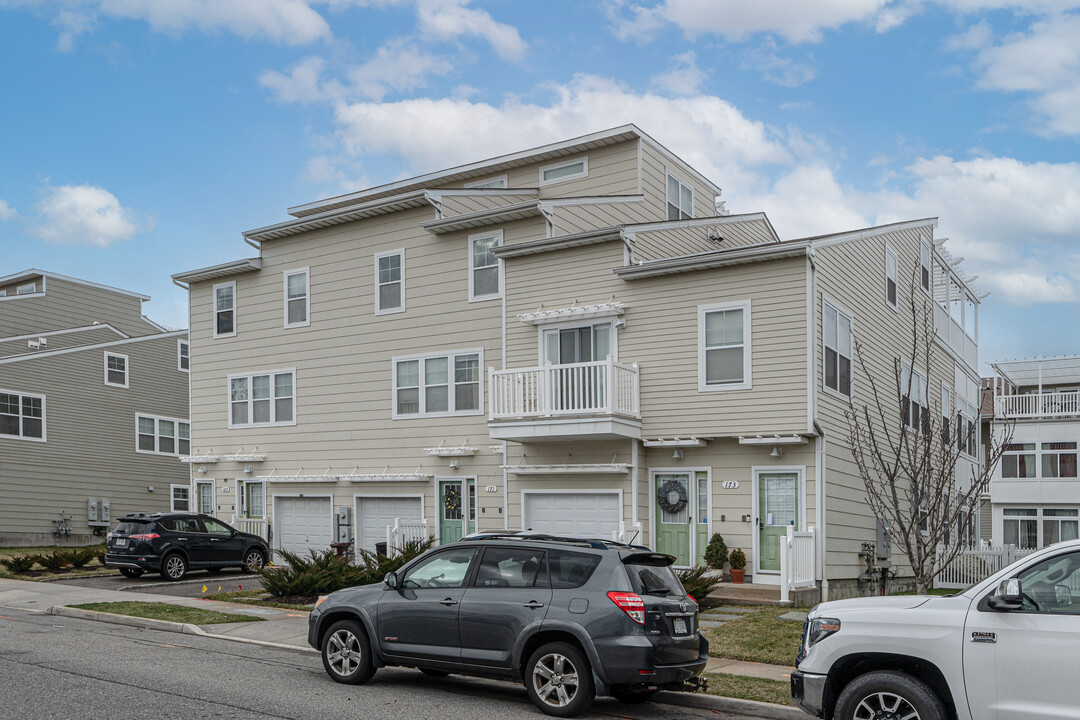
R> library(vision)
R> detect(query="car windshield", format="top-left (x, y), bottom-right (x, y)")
top-left (113, 520), bottom-right (151, 535)
top-left (625, 563), bottom-right (685, 597)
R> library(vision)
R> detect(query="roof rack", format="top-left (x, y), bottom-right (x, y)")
top-left (461, 531), bottom-right (612, 549)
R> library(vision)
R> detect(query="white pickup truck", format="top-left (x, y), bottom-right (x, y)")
top-left (791, 538), bottom-right (1080, 720)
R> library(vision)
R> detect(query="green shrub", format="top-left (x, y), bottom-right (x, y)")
top-left (259, 538), bottom-right (434, 599)
top-left (703, 533), bottom-right (728, 571)
top-left (66, 548), bottom-right (99, 568)
top-left (37, 551), bottom-right (69, 572)
top-left (91, 546), bottom-right (107, 565)
top-left (676, 566), bottom-right (721, 605)
top-left (1, 555), bottom-right (38, 573)
top-left (729, 548), bottom-right (747, 570)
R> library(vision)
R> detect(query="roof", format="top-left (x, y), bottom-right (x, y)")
top-left (284, 124), bottom-right (722, 219)
top-left (172, 258), bottom-right (262, 285)
top-left (0, 269), bottom-right (150, 301)
top-left (0, 330), bottom-right (188, 365)
top-left (991, 355), bottom-right (1080, 387)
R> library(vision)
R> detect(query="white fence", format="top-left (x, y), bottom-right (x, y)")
top-left (611, 522), bottom-right (643, 545)
top-left (489, 357), bottom-right (640, 420)
top-left (230, 516), bottom-right (267, 540)
top-left (386, 518), bottom-right (429, 558)
top-left (934, 545), bottom-right (1037, 589)
top-left (995, 392), bottom-right (1080, 419)
top-left (780, 526), bottom-right (817, 602)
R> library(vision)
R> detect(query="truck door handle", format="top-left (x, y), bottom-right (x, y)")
top-left (440, 598), bottom-right (458, 606)
top-left (523, 601), bottom-right (545, 609)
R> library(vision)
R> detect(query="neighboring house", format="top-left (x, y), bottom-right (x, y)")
top-left (0, 270), bottom-right (190, 546)
top-left (172, 125), bottom-right (981, 601)
top-left (987, 356), bottom-right (1080, 549)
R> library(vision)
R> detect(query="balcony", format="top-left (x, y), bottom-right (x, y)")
top-left (488, 358), bottom-right (641, 442)
top-left (995, 392), bottom-right (1080, 420)
top-left (933, 303), bottom-right (978, 370)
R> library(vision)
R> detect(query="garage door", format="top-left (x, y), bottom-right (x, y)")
top-left (275, 497), bottom-right (333, 557)
top-left (524, 493), bottom-right (621, 539)
top-left (356, 497), bottom-right (424, 553)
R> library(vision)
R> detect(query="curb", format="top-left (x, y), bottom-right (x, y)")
top-left (657, 691), bottom-right (805, 720)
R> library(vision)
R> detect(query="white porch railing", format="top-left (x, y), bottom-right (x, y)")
top-left (230, 516), bottom-right (267, 541)
top-left (780, 526), bottom-right (817, 603)
top-left (488, 357), bottom-right (640, 420)
top-left (932, 303), bottom-right (977, 370)
top-left (611, 522), bottom-right (643, 545)
top-left (933, 544), bottom-right (1037, 589)
top-left (995, 392), bottom-right (1080, 420)
top-left (386, 518), bottom-right (429, 558)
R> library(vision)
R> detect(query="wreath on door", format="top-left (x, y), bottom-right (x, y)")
top-left (443, 485), bottom-right (461, 513)
top-left (658, 480), bottom-right (688, 514)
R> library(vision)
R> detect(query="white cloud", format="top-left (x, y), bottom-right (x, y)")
top-left (51, 9), bottom-right (95, 52)
top-left (944, 20), bottom-right (992, 51)
top-left (346, 38), bottom-right (454, 100)
top-left (415, 0), bottom-right (526, 61)
top-left (739, 42), bottom-right (818, 87)
top-left (649, 51), bottom-right (707, 96)
top-left (259, 56), bottom-right (328, 103)
top-left (0, 200), bottom-right (17, 220)
top-left (31, 184), bottom-right (150, 247)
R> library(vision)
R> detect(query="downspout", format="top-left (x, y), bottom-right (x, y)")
top-left (244, 235), bottom-right (261, 251)
top-left (807, 245), bottom-right (828, 601)
top-left (631, 439), bottom-right (639, 535)
top-left (502, 275), bottom-right (509, 530)
top-left (815, 427), bottom-right (828, 602)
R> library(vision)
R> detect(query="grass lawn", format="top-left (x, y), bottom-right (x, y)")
top-left (702, 673), bottom-right (793, 706)
top-left (204, 589), bottom-right (312, 612)
top-left (704, 607), bottom-right (807, 666)
top-left (70, 601), bottom-right (265, 625)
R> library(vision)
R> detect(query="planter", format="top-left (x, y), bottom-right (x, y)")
top-left (730, 568), bottom-right (745, 584)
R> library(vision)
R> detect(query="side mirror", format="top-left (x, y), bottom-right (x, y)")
top-left (384, 571), bottom-right (398, 590)
top-left (988, 578), bottom-right (1023, 611)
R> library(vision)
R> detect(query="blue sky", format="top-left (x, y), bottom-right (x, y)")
top-left (1, 0), bottom-right (1078, 371)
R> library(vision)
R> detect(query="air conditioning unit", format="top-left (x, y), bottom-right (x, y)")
top-left (28, 340), bottom-right (39, 349)
top-left (38, 337), bottom-right (47, 346)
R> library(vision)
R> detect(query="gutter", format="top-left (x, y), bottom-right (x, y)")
top-left (613, 241), bottom-right (810, 280)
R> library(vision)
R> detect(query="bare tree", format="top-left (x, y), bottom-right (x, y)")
top-left (846, 280), bottom-right (1013, 594)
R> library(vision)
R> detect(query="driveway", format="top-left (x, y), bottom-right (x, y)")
top-left (50, 568), bottom-right (264, 598)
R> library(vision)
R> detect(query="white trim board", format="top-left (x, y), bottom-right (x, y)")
top-left (0, 330), bottom-right (189, 365)
top-left (0, 324), bottom-right (129, 344)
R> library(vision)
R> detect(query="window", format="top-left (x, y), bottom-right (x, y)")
top-left (469, 231), bottom-right (502, 301)
top-left (548, 550), bottom-right (602, 589)
top-left (1016, 549), bottom-right (1080, 611)
top-left (16, 283), bottom-right (36, 295)
top-left (178, 340), bottom-right (190, 372)
top-left (941, 384), bottom-right (952, 445)
top-left (539, 156), bottom-right (588, 186)
top-left (214, 282), bottom-right (236, 337)
top-left (375, 249), bottom-right (405, 314)
top-left (0, 290), bottom-right (6, 297)
top-left (229, 370), bottom-right (295, 427)
top-left (104, 352), bottom-right (128, 388)
top-left (393, 351), bottom-right (482, 417)
top-left (170, 485), bottom-right (190, 512)
top-left (698, 301), bottom-right (751, 391)
top-left (956, 396), bottom-right (978, 456)
top-left (1042, 442), bottom-right (1078, 478)
top-left (283, 269), bottom-right (309, 328)
top-left (1002, 444), bottom-right (1037, 478)
top-left (885, 245), bottom-right (898, 309)
top-left (197, 482), bottom-right (215, 515)
top-left (136, 414), bottom-right (190, 456)
top-left (464, 175), bottom-right (507, 189)
top-left (402, 547), bottom-right (477, 589)
top-left (824, 301), bottom-right (853, 398)
top-left (542, 323), bottom-right (613, 364)
top-left (245, 482), bottom-right (265, 518)
top-left (920, 239), bottom-right (932, 294)
top-left (0, 390), bottom-right (45, 440)
top-left (901, 363), bottom-right (929, 433)
top-left (1042, 509), bottom-right (1079, 545)
top-left (666, 172), bottom-right (694, 220)
top-left (1003, 508), bottom-right (1038, 548)
top-left (474, 547), bottom-right (546, 588)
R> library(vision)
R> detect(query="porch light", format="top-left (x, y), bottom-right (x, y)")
top-left (770, 445), bottom-right (783, 458)
top-left (672, 448), bottom-right (684, 461)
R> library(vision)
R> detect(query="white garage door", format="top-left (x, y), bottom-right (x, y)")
top-left (356, 497), bottom-right (424, 553)
top-left (524, 492), bottom-right (621, 539)
top-left (275, 497), bottom-right (333, 557)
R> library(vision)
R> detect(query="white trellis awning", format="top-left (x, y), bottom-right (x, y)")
top-left (517, 302), bottom-right (627, 325)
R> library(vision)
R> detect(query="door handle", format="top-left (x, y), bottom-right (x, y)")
top-left (523, 601), bottom-right (545, 609)
top-left (440, 598), bottom-right (458, 606)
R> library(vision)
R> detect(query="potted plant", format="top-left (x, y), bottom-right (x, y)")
top-left (729, 548), bottom-right (747, 584)
top-left (703, 533), bottom-right (728, 574)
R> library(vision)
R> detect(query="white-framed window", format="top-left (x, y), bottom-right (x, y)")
top-left (136, 414), bottom-right (190, 456)
top-left (171, 484), bottom-right (190, 512)
top-left (375, 249), bottom-right (405, 314)
top-left (104, 352), bottom-right (128, 388)
top-left (214, 281), bottom-right (236, 338)
top-left (0, 290), bottom-right (6, 297)
top-left (1002, 443), bottom-right (1036, 478)
top-left (1043, 508), bottom-right (1079, 544)
top-left (1003, 508), bottom-right (1038, 548)
top-left (283, 268), bottom-right (309, 328)
top-left (464, 174), bottom-right (507, 189)
top-left (228, 369), bottom-right (295, 427)
top-left (0, 390), bottom-right (45, 441)
top-left (823, 300), bottom-right (853, 399)
top-left (698, 300), bottom-right (751, 392)
top-left (900, 362), bottom-right (929, 433)
top-left (885, 244), bottom-right (898, 310)
top-left (392, 349), bottom-right (483, 418)
top-left (16, 283), bottom-right (36, 295)
top-left (1041, 442), bottom-right (1078, 478)
top-left (666, 172), bottom-right (693, 220)
top-left (956, 396), bottom-right (978, 456)
top-left (941, 383), bottom-right (952, 446)
top-left (920, 239), bottom-right (932, 295)
top-left (538, 156), bottom-right (588, 186)
top-left (541, 322), bottom-right (614, 364)
top-left (178, 340), bottom-right (190, 372)
top-left (469, 230), bottom-right (503, 301)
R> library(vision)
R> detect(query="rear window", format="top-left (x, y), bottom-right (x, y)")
top-left (113, 520), bottom-right (151, 535)
top-left (625, 563), bottom-right (685, 597)
top-left (548, 550), bottom-right (601, 589)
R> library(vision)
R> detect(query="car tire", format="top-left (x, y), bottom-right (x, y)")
top-left (160, 553), bottom-right (188, 582)
top-left (525, 642), bottom-right (595, 718)
top-left (118, 568), bottom-right (143, 578)
top-left (241, 549), bottom-right (266, 573)
top-left (834, 670), bottom-right (946, 720)
top-left (611, 687), bottom-right (657, 704)
top-left (321, 619), bottom-right (376, 685)
top-left (419, 668), bottom-right (450, 678)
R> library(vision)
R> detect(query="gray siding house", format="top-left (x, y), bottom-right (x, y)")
top-left (174, 125), bottom-right (981, 600)
top-left (0, 270), bottom-right (190, 545)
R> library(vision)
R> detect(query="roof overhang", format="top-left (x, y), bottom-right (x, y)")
top-left (421, 200), bottom-right (544, 235)
top-left (614, 241), bottom-right (809, 280)
top-left (623, 212), bottom-right (780, 243)
top-left (172, 258), bottom-right (262, 285)
top-left (737, 435), bottom-right (809, 446)
top-left (517, 302), bottom-right (627, 325)
top-left (991, 356), bottom-right (1080, 387)
top-left (493, 227), bottom-right (624, 259)
top-left (503, 464), bottom-right (629, 475)
top-left (0, 269), bottom-right (150, 301)
top-left (244, 191), bottom-right (433, 242)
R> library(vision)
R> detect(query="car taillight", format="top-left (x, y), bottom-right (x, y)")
top-left (685, 595), bottom-right (698, 610)
top-left (607, 591), bottom-right (646, 625)
top-left (106, 533), bottom-right (113, 540)
top-left (129, 533), bottom-right (159, 541)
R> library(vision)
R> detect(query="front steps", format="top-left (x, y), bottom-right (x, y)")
top-left (706, 581), bottom-right (820, 607)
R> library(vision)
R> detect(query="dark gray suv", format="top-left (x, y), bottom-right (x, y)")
top-left (307, 533), bottom-right (709, 717)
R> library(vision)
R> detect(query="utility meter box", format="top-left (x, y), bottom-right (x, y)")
top-left (876, 519), bottom-right (892, 561)
top-left (87, 497), bottom-right (112, 526)
top-left (334, 507), bottom-right (352, 544)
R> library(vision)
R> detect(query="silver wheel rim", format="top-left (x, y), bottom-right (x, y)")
top-left (853, 691), bottom-right (920, 720)
top-left (166, 556), bottom-right (184, 578)
top-left (532, 652), bottom-right (580, 708)
top-left (245, 551), bottom-right (264, 569)
top-left (326, 629), bottom-right (362, 677)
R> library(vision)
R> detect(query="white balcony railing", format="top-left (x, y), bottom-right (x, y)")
top-left (488, 357), bottom-right (640, 420)
top-left (230, 516), bottom-right (267, 541)
top-left (995, 392), bottom-right (1080, 419)
top-left (933, 303), bottom-right (977, 370)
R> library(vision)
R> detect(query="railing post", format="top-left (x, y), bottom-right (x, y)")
top-left (605, 355), bottom-right (614, 413)
top-left (488, 367), bottom-right (496, 417)
top-left (780, 526), bottom-right (793, 603)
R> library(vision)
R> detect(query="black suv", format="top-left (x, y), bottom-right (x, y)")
top-left (307, 533), bottom-right (708, 717)
top-left (105, 512), bottom-right (270, 581)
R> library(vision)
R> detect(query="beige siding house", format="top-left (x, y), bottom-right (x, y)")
top-left (174, 125), bottom-right (980, 600)
top-left (0, 270), bottom-right (190, 545)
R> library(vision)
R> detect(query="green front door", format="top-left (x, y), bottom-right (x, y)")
top-left (655, 474), bottom-right (691, 566)
top-left (439, 479), bottom-right (476, 544)
top-left (758, 473), bottom-right (798, 572)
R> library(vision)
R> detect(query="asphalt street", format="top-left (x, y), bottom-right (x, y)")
top-left (0, 608), bottom-right (764, 720)
top-left (52, 569), bottom-right (267, 598)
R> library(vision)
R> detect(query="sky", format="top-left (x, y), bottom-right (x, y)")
top-left (1, 0), bottom-right (1078, 372)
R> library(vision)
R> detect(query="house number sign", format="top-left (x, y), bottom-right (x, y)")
top-left (721, 481), bottom-right (740, 489)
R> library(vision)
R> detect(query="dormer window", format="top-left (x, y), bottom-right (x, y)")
top-left (667, 173), bottom-right (693, 220)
